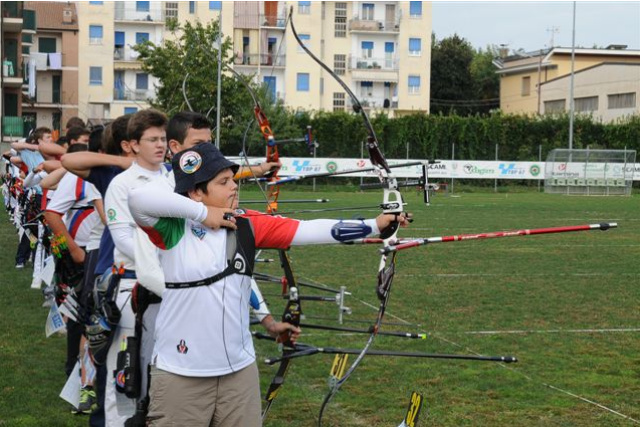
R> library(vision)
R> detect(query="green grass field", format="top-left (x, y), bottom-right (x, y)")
top-left (1, 188), bottom-right (638, 426)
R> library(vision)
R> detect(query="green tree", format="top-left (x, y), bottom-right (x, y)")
top-left (470, 46), bottom-right (500, 114)
top-left (430, 34), bottom-right (475, 115)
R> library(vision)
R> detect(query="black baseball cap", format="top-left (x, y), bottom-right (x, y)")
top-left (173, 143), bottom-right (239, 194)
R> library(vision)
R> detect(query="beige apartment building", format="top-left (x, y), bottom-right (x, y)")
top-left (1, 1), bottom-right (35, 140)
top-left (494, 46), bottom-right (640, 121)
top-left (70, 1), bottom-right (429, 124)
top-left (22, 2), bottom-right (79, 135)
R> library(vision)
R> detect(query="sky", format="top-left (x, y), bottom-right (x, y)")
top-left (431, 1), bottom-right (640, 53)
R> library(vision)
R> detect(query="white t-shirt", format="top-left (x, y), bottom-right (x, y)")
top-left (45, 172), bottom-right (101, 248)
top-left (104, 162), bottom-right (168, 271)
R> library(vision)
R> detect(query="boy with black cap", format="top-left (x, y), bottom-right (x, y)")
top-left (128, 143), bottom-right (409, 426)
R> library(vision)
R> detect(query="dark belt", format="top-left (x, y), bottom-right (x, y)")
top-left (165, 271), bottom-right (228, 289)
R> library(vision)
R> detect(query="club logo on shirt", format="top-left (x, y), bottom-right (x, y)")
top-left (107, 208), bottom-right (116, 221)
top-left (191, 224), bottom-right (206, 240)
top-left (177, 339), bottom-right (189, 354)
top-left (233, 254), bottom-right (246, 274)
top-left (179, 151), bottom-right (202, 174)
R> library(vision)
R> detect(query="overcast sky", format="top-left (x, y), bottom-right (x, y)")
top-left (431, 1), bottom-right (640, 53)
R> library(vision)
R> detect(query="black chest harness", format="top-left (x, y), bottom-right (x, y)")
top-left (165, 217), bottom-right (255, 289)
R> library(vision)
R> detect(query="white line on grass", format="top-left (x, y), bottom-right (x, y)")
top-left (431, 333), bottom-right (640, 424)
top-left (462, 328), bottom-right (640, 335)
top-left (298, 276), bottom-right (639, 422)
top-left (401, 273), bottom-right (639, 277)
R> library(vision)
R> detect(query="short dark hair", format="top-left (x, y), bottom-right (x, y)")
top-left (89, 126), bottom-right (105, 153)
top-left (65, 116), bottom-right (85, 130)
top-left (66, 143), bottom-right (88, 154)
top-left (167, 111), bottom-right (211, 145)
top-left (66, 126), bottom-right (90, 143)
top-left (127, 109), bottom-right (167, 142)
top-left (103, 114), bottom-right (132, 156)
top-left (32, 127), bottom-right (52, 143)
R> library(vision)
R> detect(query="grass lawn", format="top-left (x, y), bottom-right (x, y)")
top-left (1, 188), bottom-right (638, 426)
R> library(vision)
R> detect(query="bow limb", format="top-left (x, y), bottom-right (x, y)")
top-left (288, 7), bottom-right (405, 426)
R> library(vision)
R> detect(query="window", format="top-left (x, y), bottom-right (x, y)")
top-left (298, 34), bottom-right (310, 52)
top-left (334, 54), bottom-right (346, 75)
top-left (408, 75), bottom-right (420, 94)
top-left (361, 41), bottom-right (373, 58)
top-left (165, 2), bottom-right (178, 21)
top-left (209, 1), bottom-right (221, 10)
top-left (362, 3), bottom-right (374, 20)
top-left (38, 37), bottom-right (56, 54)
top-left (298, 1), bottom-right (310, 14)
top-left (521, 76), bottom-right (531, 96)
top-left (334, 2), bottom-right (347, 38)
top-left (136, 1), bottom-right (149, 12)
top-left (608, 92), bottom-right (636, 109)
top-left (409, 1), bottom-right (422, 17)
top-left (189, 1), bottom-right (195, 14)
top-left (409, 38), bottom-right (421, 56)
top-left (124, 107), bottom-right (138, 115)
top-left (544, 99), bottom-right (565, 114)
top-left (360, 81), bottom-right (373, 97)
top-left (575, 96), bottom-right (598, 112)
top-left (136, 73), bottom-right (149, 90)
top-left (89, 67), bottom-right (102, 85)
top-left (333, 92), bottom-right (345, 111)
top-left (89, 25), bottom-right (103, 45)
top-left (136, 32), bottom-right (149, 44)
top-left (297, 73), bottom-right (310, 91)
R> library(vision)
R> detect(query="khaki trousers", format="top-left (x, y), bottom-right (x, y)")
top-left (147, 363), bottom-right (261, 427)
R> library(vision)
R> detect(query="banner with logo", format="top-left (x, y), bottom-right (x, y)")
top-left (230, 157), bottom-right (640, 181)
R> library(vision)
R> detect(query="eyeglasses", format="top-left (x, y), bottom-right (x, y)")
top-left (139, 136), bottom-right (167, 144)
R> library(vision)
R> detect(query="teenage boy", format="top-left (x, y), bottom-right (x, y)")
top-left (128, 143), bottom-right (410, 426)
top-left (62, 114), bottom-right (134, 427)
top-left (102, 109), bottom-right (170, 426)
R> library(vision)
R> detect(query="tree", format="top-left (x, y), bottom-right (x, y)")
top-left (470, 46), bottom-right (500, 115)
top-left (430, 35), bottom-right (500, 116)
top-left (430, 34), bottom-right (475, 115)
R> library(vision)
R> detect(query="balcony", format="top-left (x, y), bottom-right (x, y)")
top-left (261, 13), bottom-right (287, 29)
top-left (2, 2), bottom-right (23, 32)
top-left (349, 56), bottom-right (399, 71)
top-left (3, 116), bottom-right (23, 138)
top-left (234, 53), bottom-right (286, 67)
top-left (114, 47), bottom-right (143, 70)
top-left (22, 9), bottom-right (36, 34)
top-left (349, 97), bottom-right (398, 111)
top-left (22, 33), bottom-right (33, 46)
top-left (2, 60), bottom-right (23, 87)
top-left (348, 14), bottom-right (401, 34)
top-left (114, 5), bottom-right (164, 23)
top-left (113, 88), bottom-right (153, 102)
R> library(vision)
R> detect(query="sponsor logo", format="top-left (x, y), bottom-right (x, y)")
top-left (357, 160), bottom-right (366, 168)
top-left (179, 151), bottom-right (202, 174)
top-left (463, 164), bottom-right (494, 176)
top-left (529, 164), bottom-right (541, 176)
top-left (429, 163), bottom-right (446, 170)
top-left (291, 160), bottom-right (321, 173)
top-left (499, 163), bottom-right (525, 176)
top-left (326, 161), bottom-right (338, 173)
top-left (107, 208), bottom-right (116, 221)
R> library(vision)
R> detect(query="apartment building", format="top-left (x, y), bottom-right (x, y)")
top-left (1, 1), bottom-right (36, 140)
top-left (76, 0), bottom-right (165, 123)
top-left (22, 2), bottom-right (79, 135)
top-left (231, 1), bottom-right (431, 116)
top-left (68, 1), bottom-right (429, 124)
top-left (494, 46), bottom-right (640, 121)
